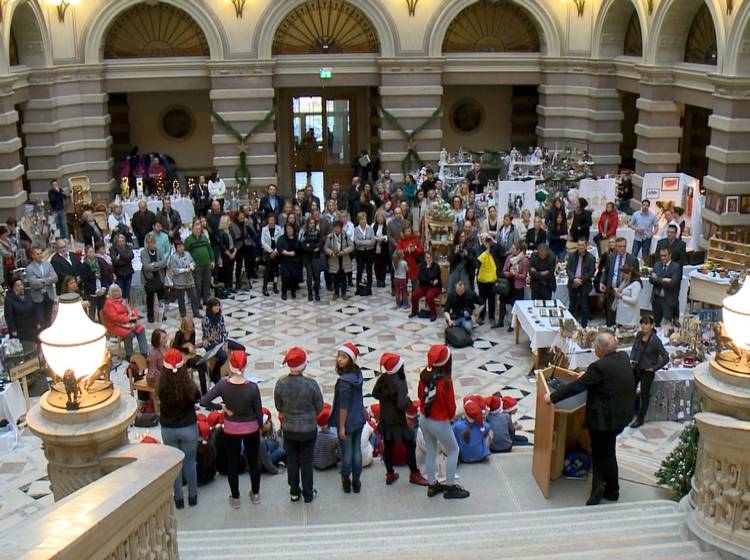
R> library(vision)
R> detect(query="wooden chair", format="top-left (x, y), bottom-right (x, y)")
top-left (92, 211), bottom-right (109, 236)
top-left (126, 354), bottom-right (159, 414)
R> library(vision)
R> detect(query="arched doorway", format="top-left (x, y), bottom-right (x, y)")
top-left (273, 0), bottom-right (381, 194)
top-left (101, 2), bottom-right (213, 184)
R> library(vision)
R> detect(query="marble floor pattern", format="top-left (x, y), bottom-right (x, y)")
top-left (0, 282), bottom-right (687, 529)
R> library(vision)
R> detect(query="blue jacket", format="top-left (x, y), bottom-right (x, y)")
top-left (329, 370), bottom-right (365, 434)
top-left (452, 419), bottom-right (491, 463)
top-left (487, 411), bottom-right (514, 453)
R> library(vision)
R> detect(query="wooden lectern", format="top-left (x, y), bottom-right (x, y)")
top-left (532, 366), bottom-right (591, 498)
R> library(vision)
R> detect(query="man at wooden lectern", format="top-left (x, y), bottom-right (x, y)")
top-left (543, 333), bottom-right (634, 506)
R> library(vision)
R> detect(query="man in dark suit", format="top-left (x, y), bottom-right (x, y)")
top-left (130, 200), bottom-right (156, 248)
top-left (156, 197), bottom-right (182, 242)
top-left (50, 238), bottom-right (80, 294)
top-left (464, 162), bottom-right (487, 194)
top-left (301, 184), bottom-right (321, 216)
top-left (566, 238), bottom-right (596, 327)
top-left (525, 216), bottom-right (547, 251)
top-left (650, 246), bottom-right (681, 327)
top-left (258, 184), bottom-right (283, 222)
top-left (653, 224), bottom-right (686, 267)
top-left (598, 236), bottom-right (639, 326)
top-left (544, 333), bottom-right (634, 505)
top-left (529, 243), bottom-right (557, 300)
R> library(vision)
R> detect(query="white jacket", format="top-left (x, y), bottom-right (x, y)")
top-left (208, 179), bottom-right (226, 200)
top-left (261, 224), bottom-right (283, 254)
top-left (615, 280), bottom-right (642, 327)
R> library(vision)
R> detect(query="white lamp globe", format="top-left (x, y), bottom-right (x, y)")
top-left (722, 280), bottom-right (750, 350)
top-left (39, 294), bottom-right (107, 380)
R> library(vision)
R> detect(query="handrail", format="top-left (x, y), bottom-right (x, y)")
top-left (0, 443), bottom-right (183, 560)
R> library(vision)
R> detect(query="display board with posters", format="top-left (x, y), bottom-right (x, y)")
top-left (577, 178), bottom-right (617, 217)
top-left (497, 180), bottom-right (536, 220)
top-left (642, 172), bottom-right (700, 246)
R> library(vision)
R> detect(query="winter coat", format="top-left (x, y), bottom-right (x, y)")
top-left (4, 290), bottom-right (36, 341)
top-left (101, 297), bottom-right (144, 338)
top-left (169, 251), bottom-right (196, 289)
top-left (277, 235), bottom-right (302, 280)
top-left (140, 246), bottom-right (167, 287)
top-left (396, 235), bottom-right (424, 281)
top-left (324, 232), bottom-right (354, 274)
top-left (372, 371), bottom-right (413, 440)
top-left (329, 369), bottom-right (366, 434)
top-left (110, 245), bottom-right (135, 278)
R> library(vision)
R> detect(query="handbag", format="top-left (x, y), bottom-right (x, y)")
top-left (495, 277), bottom-right (511, 297)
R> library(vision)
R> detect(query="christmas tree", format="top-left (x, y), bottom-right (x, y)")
top-left (655, 420), bottom-right (699, 499)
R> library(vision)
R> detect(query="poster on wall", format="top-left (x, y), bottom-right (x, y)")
top-left (578, 178), bottom-right (617, 217)
top-left (661, 176), bottom-right (680, 191)
top-left (646, 187), bottom-right (660, 199)
top-left (497, 180), bottom-right (535, 220)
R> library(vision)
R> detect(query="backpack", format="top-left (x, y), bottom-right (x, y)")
top-left (445, 326), bottom-right (473, 348)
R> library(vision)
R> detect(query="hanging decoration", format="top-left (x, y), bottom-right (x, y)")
top-left (210, 107), bottom-right (276, 192)
top-left (378, 104), bottom-right (443, 178)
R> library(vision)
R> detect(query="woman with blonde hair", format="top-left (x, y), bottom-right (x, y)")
top-left (172, 315), bottom-right (210, 394)
top-left (217, 214), bottom-right (237, 292)
top-left (454, 180), bottom-right (471, 208)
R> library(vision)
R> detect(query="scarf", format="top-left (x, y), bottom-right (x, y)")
top-left (509, 252), bottom-right (523, 274)
top-left (86, 258), bottom-right (100, 275)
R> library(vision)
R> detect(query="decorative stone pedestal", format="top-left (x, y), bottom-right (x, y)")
top-left (687, 361), bottom-right (750, 559)
top-left (26, 388), bottom-right (138, 501)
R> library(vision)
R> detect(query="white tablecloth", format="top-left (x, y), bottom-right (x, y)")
top-left (688, 269), bottom-right (733, 286)
top-left (511, 299), bottom-right (576, 352)
top-left (0, 381), bottom-right (26, 451)
top-left (122, 196), bottom-right (195, 225)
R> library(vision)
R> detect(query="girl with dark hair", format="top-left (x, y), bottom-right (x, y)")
top-left (499, 241), bottom-right (529, 331)
top-left (4, 277), bottom-right (35, 342)
top-left (146, 328), bottom-right (168, 387)
top-left (570, 197), bottom-right (593, 243)
top-left (329, 343), bottom-right (365, 494)
top-left (157, 349), bottom-right (201, 509)
top-left (629, 315), bottom-right (669, 428)
top-left (201, 298), bottom-right (245, 384)
top-left (172, 316), bottom-right (210, 395)
top-left (372, 353), bottom-right (429, 486)
top-left (548, 211), bottom-right (569, 262)
top-left (208, 170), bottom-right (226, 211)
top-left (418, 345), bottom-right (469, 499)
top-left (402, 174), bottom-right (417, 207)
top-left (301, 216), bottom-right (325, 301)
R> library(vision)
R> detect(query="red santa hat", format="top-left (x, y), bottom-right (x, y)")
top-left (283, 347), bottom-right (308, 371)
top-left (162, 349), bottom-right (184, 373)
top-left (317, 402), bottom-right (332, 427)
top-left (502, 396), bottom-right (519, 414)
top-left (462, 394), bottom-right (484, 408)
top-left (406, 399), bottom-right (420, 418)
top-left (197, 421), bottom-right (210, 440)
top-left (338, 342), bottom-right (360, 363)
top-left (228, 350), bottom-right (247, 375)
top-left (427, 344), bottom-right (451, 370)
top-left (140, 434), bottom-right (159, 444)
top-left (370, 402), bottom-right (381, 421)
top-left (379, 352), bottom-right (404, 375)
top-left (207, 410), bottom-right (224, 427)
top-left (463, 399), bottom-right (484, 428)
top-left (262, 407), bottom-right (271, 425)
top-left (484, 395), bottom-right (503, 413)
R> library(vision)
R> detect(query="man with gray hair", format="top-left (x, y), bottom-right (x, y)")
top-left (544, 333), bottom-right (633, 506)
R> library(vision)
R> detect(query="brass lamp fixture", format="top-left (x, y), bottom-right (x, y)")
top-left (571, 0), bottom-right (585, 17)
top-left (714, 279), bottom-right (750, 375)
top-left (39, 294), bottom-right (112, 410)
top-left (406, 0), bottom-right (418, 17)
top-left (226, 0), bottom-right (247, 19)
top-left (49, 0), bottom-right (80, 23)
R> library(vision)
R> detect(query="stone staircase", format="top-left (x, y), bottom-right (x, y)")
top-left (178, 499), bottom-right (720, 559)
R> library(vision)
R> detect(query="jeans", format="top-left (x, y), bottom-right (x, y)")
top-left (631, 238), bottom-right (651, 260)
top-left (634, 368), bottom-right (655, 420)
top-left (193, 265), bottom-right (212, 306)
top-left (161, 423), bottom-right (198, 501)
top-left (589, 429), bottom-right (621, 496)
top-left (225, 431), bottom-right (261, 499)
top-left (116, 274), bottom-right (133, 301)
top-left (569, 283), bottom-right (591, 327)
top-left (453, 316), bottom-right (473, 334)
top-left (340, 427), bottom-right (363, 478)
top-left (54, 209), bottom-right (68, 239)
top-left (284, 430), bottom-right (317, 500)
top-left (176, 286), bottom-right (201, 318)
top-left (420, 417), bottom-right (459, 486)
top-left (124, 329), bottom-right (148, 358)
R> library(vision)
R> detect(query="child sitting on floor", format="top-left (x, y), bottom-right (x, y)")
top-left (260, 407), bottom-right (286, 473)
top-left (502, 395), bottom-right (530, 446)
top-left (485, 396), bottom-right (513, 453)
top-left (452, 396), bottom-right (491, 463)
top-left (314, 403), bottom-right (340, 470)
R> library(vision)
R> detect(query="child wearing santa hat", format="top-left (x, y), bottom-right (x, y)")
top-left (329, 342), bottom-right (366, 494)
top-left (200, 350), bottom-right (263, 510)
top-left (259, 408), bottom-right (286, 474)
top-left (157, 349), bottom-right (201, 509)
top-left (372, 352), bottom-right (429, 486)
top-left (484, 395), bottom-right (514, 453)
top-left (418, 344), bottom-right (469, 499)
top-left (313, 403), bottom-right (340, 471)
top-left (274, 346), bottom-right (324, 503)
top-left (452, 397), bottom-right (491, 463)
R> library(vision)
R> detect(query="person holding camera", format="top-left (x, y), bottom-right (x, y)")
top-left (444, 280), bottom-right (481, 335)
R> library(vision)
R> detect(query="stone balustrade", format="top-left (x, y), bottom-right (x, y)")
top-left (0, 443), bottom-right (183, 560)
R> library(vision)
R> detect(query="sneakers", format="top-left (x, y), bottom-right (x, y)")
top-left (290, 491), bottom-right (301, 503)
top-left (409, 472), bottom-right (429, 486)
top-left (386, 472), bottom-right (400, 485)
top-left (228, 496), bottom-right (241, 509)
top-left (443, 484), bottom-right (470, 499)
top-left (427, 482), bottom-right (444, 497)
top-left (250, 493), bottom-right (260, 505)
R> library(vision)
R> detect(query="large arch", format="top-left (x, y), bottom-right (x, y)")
top-left (80, 0), bottom-right (227, 63)
top-left (441, 2), bottom-right (540, 53)
top-left (4, 0), bottom-right (51, 68)
top-left (427, 0), bottom-right (561, 58)
top-left (648, 0), bottom-right (726, 70)
top-left (255, 0), bottom-right (398, 59)
top-left (724, 0), bottom-right (750, 75)
top-left (592, 0), bottom-right (648, 59)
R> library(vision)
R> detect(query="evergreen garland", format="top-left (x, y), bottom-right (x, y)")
top-left (655, 420), bottom-right (699, 499)
top-left (378, 104), bottom-right (443, 178)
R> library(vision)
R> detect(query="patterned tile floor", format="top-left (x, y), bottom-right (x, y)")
top-left (0, 282), bottom-right (686, 528)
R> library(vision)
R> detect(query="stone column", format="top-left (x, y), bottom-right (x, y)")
top-left (21, 67), bottom-right (113, 202)
top-left (0, 78), bottom-right (27, 219)
top-left (632, 69), bottom-right (682, 195)
top-left (210, 62), bottom-right (277, 197)
top-left (701, 78), bottom-right (750, 245)
top-left (536, 61), bottom-right (623, 176)
top-left (378, 59), bottom-right (443, 182)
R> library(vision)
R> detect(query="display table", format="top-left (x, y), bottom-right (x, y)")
top-left (122, 196), bottom-right (195, 225)
top-left (512, 300), bottom-right (576, 372)
top-left (688, 270), bottom-right (733, 307)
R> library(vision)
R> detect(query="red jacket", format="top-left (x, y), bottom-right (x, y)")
top-left (503, 254), bottom-right (529, 290)
top-left (598, 210), bottom-right (618, 238)
top-left (418, 376), bottom-right (456, 421)
top-left (102, 297), bottom-right (144, 338)
top-left (396, 235), bottom-right (424, 281)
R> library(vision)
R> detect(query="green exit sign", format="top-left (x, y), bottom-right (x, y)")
top-left (319, 68), bottom-right (332, 80)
